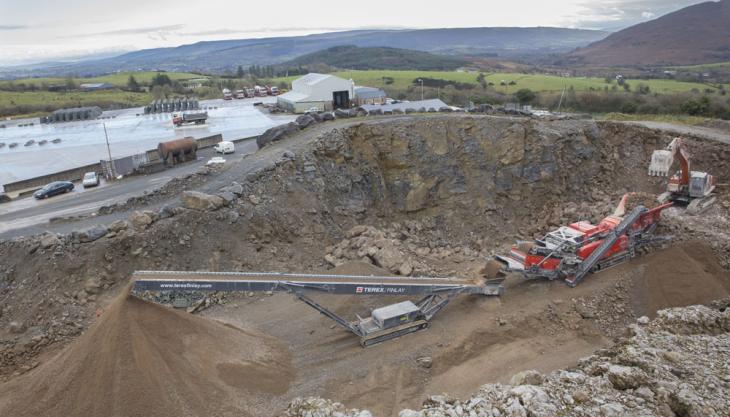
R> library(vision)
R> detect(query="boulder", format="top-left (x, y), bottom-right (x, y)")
top-left (0, 193), bottom-right (10, 204)
top-left (372, 244), bottom-right (406, 274)
top-left (108, 220), bottom-right (129, 233)
top-left (334, 108), bottom-right (351, 118)
top-left (510, 370), bottom-right (545, 386)
top-left (39, 233), bottom-right (62, 249)
top-left (295, 114), bottom-right (316, 128)
top-left (306, 112), bottom-right (323, 122)
top-left (217, 191), bottom-right (236, 205)
top-left (368, 108), bottom-right (383, 116)
top-left (607, 364), bottom-right (648, 390)
top-left (438, 106), bottom-right (453, 112)
top-left (75, 225), bottom-right (108, 243)
top-left (129, 211), bottom-right (153, 230)
top-left (182, 191), bottom-right (225, 211)
top-left (321, 112), bottom-right (335, 121)
top-left (404, 108), bottom-right (416, 114)
top-left (84, 277), bottom-right (102, 294)
top-left (226, 182), bottom-right (244, 196)
top-left (248, 194), bottom-right (261, 205)
top-left (257, 122), bottom-right (299, 148)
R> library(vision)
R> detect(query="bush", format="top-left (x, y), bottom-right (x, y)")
top-left (515, 89), bottom-right (536, 104)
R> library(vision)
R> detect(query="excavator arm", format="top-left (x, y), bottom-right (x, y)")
top-left (649, 137), bottom-right (690, 184)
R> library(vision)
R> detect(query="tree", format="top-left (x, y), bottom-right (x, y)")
top-left (515, 88), bottom-right (536, 104)
top-left (476, 73), bottom-right (487, 90)
top-left (236, 65), bottom-right (245, 78)
top-left (65, 77), bottom-right (76, 90)
top-left (150, 73), bottom-right (172, 87)
top-left (127, 75), bottom-right (140, 92)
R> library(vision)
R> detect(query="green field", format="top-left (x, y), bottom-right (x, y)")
top-left (0, 71), bottom-right (206, 89)
top-left (0, 90), bottom-right (151, 107)
top-left (274, 70), bottom-right (730, 94)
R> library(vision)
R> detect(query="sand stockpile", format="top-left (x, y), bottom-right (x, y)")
top-left (0, 285), bottom-right (294, 417)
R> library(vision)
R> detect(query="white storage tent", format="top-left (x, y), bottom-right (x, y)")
top-left (277, 73), bottom-right (354, 113)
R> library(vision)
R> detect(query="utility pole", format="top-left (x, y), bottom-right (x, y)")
top-left (103, 123), bottom-right (116, 179)
top-left (418, 79), bottom-right (424, 101)
top-left (557, 85), bottom-right (567, 114)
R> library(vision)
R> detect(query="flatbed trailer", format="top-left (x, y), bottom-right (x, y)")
top-left (133, 271), bottom-right (503, 346)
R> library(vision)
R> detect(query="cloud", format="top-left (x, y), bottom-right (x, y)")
top-left (0, 24), bottom-right (28, 30)
top-left (179, 25), bottom-right (408, 37)
top-left (569, 0), bottom-right (708, 30)
top-left (91, 24), bottom-right (185, 36)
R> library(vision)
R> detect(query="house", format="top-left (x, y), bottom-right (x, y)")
top-left (353, 86), bottom-right (387, 106)
top-left (277, 73), bottom-right (353, 113)
top-left (80, 83), bottom-right (115, 91)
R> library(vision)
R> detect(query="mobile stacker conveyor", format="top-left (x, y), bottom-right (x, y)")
top-left (133, 271), bottom-right (504, 346)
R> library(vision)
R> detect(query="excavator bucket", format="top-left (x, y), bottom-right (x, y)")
top-left (648, 150), bottom-right (673, 177)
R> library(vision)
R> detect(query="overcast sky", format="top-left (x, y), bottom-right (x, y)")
top-left (0, 0), bottom-right (710, 65)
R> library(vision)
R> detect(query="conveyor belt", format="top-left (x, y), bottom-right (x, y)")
top-left (132, 270), bottom-right (504, 296)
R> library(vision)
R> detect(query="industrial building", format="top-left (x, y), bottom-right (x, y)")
top-left (353, 86), bottom-right (387, 106)
top-left (277, 73), bottom-right (353, 113)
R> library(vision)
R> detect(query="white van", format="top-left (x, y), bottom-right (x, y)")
top-left (214, 141), bottom-right (235, 154)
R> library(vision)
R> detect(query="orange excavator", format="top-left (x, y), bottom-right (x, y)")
top-left (648, 137), bottom-right (717, 214)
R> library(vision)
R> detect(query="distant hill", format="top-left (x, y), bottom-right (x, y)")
top-left (280, 45), bottom-right (469, 71)
top-left (3, 27), bottom-right (608, 77)
top-left (568, 0), bottom-right (730, 66)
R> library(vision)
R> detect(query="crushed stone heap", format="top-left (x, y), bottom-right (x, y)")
top-left (0, 286), bottom-right (293, 417)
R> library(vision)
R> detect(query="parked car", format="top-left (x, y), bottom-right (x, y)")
top-left (33, 181), bottom-right (74, 199)
top-left (214, 141), bottom-right (235, 154)
top-left (82, 172), bottom-right (99, 188)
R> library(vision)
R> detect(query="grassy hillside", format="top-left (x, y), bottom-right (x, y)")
top-left (274, 70), bottom-right (730, 94)
top-left (0, 72), bottom-right (205, 89)
top-left (280, 46), bottom-right (469, 71)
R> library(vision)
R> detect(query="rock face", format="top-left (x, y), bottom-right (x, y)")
top-left (290, 305), bottom-right (730, 417)
top-left (181, 191), bottom-right (225, 211)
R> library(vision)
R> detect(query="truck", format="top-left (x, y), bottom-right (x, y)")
top-left (235, 90), bottom-right (246, 99)
top-left (254, 85), bottom-right (267, 97)
top-left (245, 87), bottom-right (255, 98)
top-left (222, 88), bottom-right (233, 100)
top-left (266, 85), bottom-right (279, 96)
top-left (172, 112), bottom-right (208, 127)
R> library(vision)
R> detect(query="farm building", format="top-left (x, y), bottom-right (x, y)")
top-left (353, 86), bottom-right (387, 106)
top-left (80, 83), bottom-right (114, 91)
top-left (277, 73), bottom-right (353, 113)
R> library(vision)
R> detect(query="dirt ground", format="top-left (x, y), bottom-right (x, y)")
top-left (0, 115), bottom-right (728, 416)
top-left (197, 242), bottom-right (729, 416)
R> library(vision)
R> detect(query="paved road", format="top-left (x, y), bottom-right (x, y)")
top-left (0, 139), bottom-right (258, 238)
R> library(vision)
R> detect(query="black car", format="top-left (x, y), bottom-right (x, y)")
top-left (33, 181), bottom-right (74, 199)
